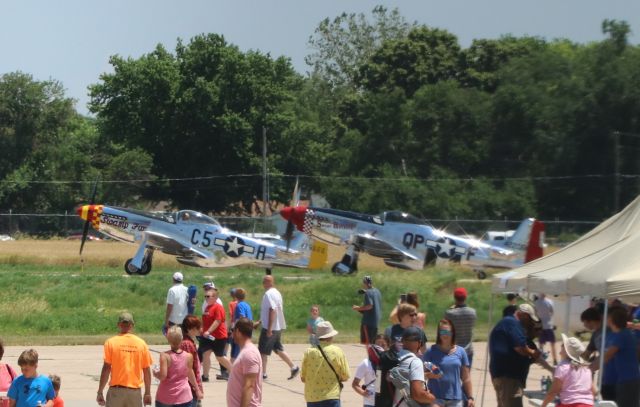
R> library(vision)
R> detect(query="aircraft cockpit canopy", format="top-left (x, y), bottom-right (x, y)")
top-left (382, 211), bottom-right (426, 225)
top-left (177, 210), bottom-right (221, 226)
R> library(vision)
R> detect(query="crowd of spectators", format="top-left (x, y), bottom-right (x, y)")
top-left (7, 270), bottom-right (640, 407)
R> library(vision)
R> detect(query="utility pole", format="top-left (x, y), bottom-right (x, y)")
top-left (262, 127), bottom-right (268, 218)
top-left (612, 130), bottom-right (640, 213)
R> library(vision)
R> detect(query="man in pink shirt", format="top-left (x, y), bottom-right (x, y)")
top-left (227, 318), bottom-right (263, 407)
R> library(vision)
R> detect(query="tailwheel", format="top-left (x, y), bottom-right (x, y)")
top-left (476, 269), bottom-right (487, 280)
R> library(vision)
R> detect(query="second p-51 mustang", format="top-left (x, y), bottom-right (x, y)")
top-left (76, 204), bottom-right (327, 275)
top-left (280, 206), bottom-right (544, 279)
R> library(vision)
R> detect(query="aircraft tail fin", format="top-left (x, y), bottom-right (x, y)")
top-left (507, 218), bottom-right (545, 263)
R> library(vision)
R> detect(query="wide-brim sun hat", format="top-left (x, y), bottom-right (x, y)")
top-left (316, 321), bottom-right (339, 339)
top-left (562, 333), bottom-right (586, 364)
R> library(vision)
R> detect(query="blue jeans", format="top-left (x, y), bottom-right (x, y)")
top-left (307, 400), bottom-right (340, 407)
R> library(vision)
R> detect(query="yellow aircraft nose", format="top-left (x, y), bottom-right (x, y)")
top-left (76, 205), bottom-right (90, 221)
top-left (76, 204), bottom-right (103, 228)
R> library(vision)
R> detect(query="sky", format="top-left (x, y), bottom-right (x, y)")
top-left (1, 0), bottom-right (639, 116)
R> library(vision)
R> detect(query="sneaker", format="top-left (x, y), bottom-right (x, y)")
top-left (201, 375), bottom-right (209, 382)
top-left (216, 373), bottom-right (229, 381)
top-left (287, 366), bottom-right (300, 380)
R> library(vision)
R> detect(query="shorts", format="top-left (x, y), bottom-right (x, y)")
top-left (156, 400), bottom-right (193, 407)
top-left (197, 336), bottom-right (227, 358)
top-left (258, 328), bottom-right (284, 355)
top-left (538, 328), bottom-right (556, 344)
top-left (106, 386), bottom-right (142, 407)
top-left (360, 324), bottom-right (377, 345)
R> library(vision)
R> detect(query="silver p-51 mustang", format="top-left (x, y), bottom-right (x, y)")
top-left (280, 206), bottom-right (544, 279)
top-left (76, 204), bottom-right (327, 275)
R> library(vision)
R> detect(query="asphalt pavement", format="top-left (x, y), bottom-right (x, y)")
top-left (2, 342), bottom-right (549, 406)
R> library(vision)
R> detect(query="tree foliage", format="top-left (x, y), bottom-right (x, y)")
top-left (2, 13), bottom-right (640, 229)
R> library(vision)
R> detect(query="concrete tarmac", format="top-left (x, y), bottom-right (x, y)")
top-left (2, 342), bottom-right (549, 406)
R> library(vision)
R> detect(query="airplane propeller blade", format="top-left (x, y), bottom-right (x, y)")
top-left (284, 177), bottom-right (300, 251)
top-left (79, 178), bottom-right (99, 255)
top-left (284, 219), bottom-right (295, 251)
top-left (291, 177), bottom-right (300, 207)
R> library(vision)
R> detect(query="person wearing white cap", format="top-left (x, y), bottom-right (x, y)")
top-left (540, 334), bottom-right (595, 407)
top-left (489, 303), bottom-right (542, 407)
top-left (164, 272), bottom-right (189, 333)
top-left (301, 320), bottom-right (350, 406)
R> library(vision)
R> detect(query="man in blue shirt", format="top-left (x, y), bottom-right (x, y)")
top-left (489, 304), bottom-right (541, 407)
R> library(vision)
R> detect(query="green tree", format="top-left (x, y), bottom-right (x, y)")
top-left (89, 34), bottom-right (315, 212)
top-left (306, 6), bottom-right (414, 89)
top-left (356, 26), bottom-right (462, 97)
top-left (460, 36), bottom-right (547, 91)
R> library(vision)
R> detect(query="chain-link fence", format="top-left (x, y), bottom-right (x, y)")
top-left (0, 212), bottom-right (599, 245)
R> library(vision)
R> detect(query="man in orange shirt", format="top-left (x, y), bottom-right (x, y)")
top-left (97, 312), bottom-right (153, 407)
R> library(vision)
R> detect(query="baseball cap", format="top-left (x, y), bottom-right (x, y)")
top-left (203, 282), bottom-right (215, 289)
top-left (118, 312), bottom-right (134, 324)
top-left (401, 326), bottom-right (423, 342)
top-left (518, 303), bottom-right (540, 322)
top-left (453, 287), bottom-right (467, 299)
top-left (172, 272), bottom-right (184, 282)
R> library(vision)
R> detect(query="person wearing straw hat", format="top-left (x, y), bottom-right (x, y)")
top-left (301, 321), bottom-right (350, 407)
top-left (540, 334), bottom-right (595, 407)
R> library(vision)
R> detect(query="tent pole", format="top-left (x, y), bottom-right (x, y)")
top-left (480, 294), bottom-right (494, 407)
top-left (563, 295), bottom-right (571, 335)
top-left (597, 301), bottom-right (609, 393)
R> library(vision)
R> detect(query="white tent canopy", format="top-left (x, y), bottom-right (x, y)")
top-left (492, 195), bottom-right (640, 301)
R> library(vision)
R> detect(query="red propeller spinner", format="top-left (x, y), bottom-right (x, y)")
top-left (280, 206), bottom-right (308, 232)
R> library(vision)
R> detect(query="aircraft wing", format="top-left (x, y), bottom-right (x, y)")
top-left (145, 230), bottom-right (208, 259)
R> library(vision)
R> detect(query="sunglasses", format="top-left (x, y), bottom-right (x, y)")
top-left (439, 329), bottom-right (452, 336)
top-left (205, 295), bottom-right (214, 298)
top-left (409, 313), bottom-right (418, 317)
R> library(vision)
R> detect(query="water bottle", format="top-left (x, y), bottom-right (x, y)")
top-left (423, 362), bottom-right (440, 375)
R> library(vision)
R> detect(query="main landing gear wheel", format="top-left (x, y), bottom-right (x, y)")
top-left (331, 253), bottom-right (358, 275)
top-left (124, 258), bottom-right (152, 275)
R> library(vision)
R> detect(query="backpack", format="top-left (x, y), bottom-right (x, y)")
top-left (374, 348), bottom-right (402, 407)
top-left (388, 354), bottom-right (426, 407)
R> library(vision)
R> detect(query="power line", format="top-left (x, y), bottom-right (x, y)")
top-left (0, 173), bottom-right (640, 185)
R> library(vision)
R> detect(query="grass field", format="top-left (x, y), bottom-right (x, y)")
top-left (0, 239), bottom-right (507, 345)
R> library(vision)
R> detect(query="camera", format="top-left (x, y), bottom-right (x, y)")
top-left (399, 293), bottom-right (408, 303)
top-left (357, 289), bottom-right (366, 295)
